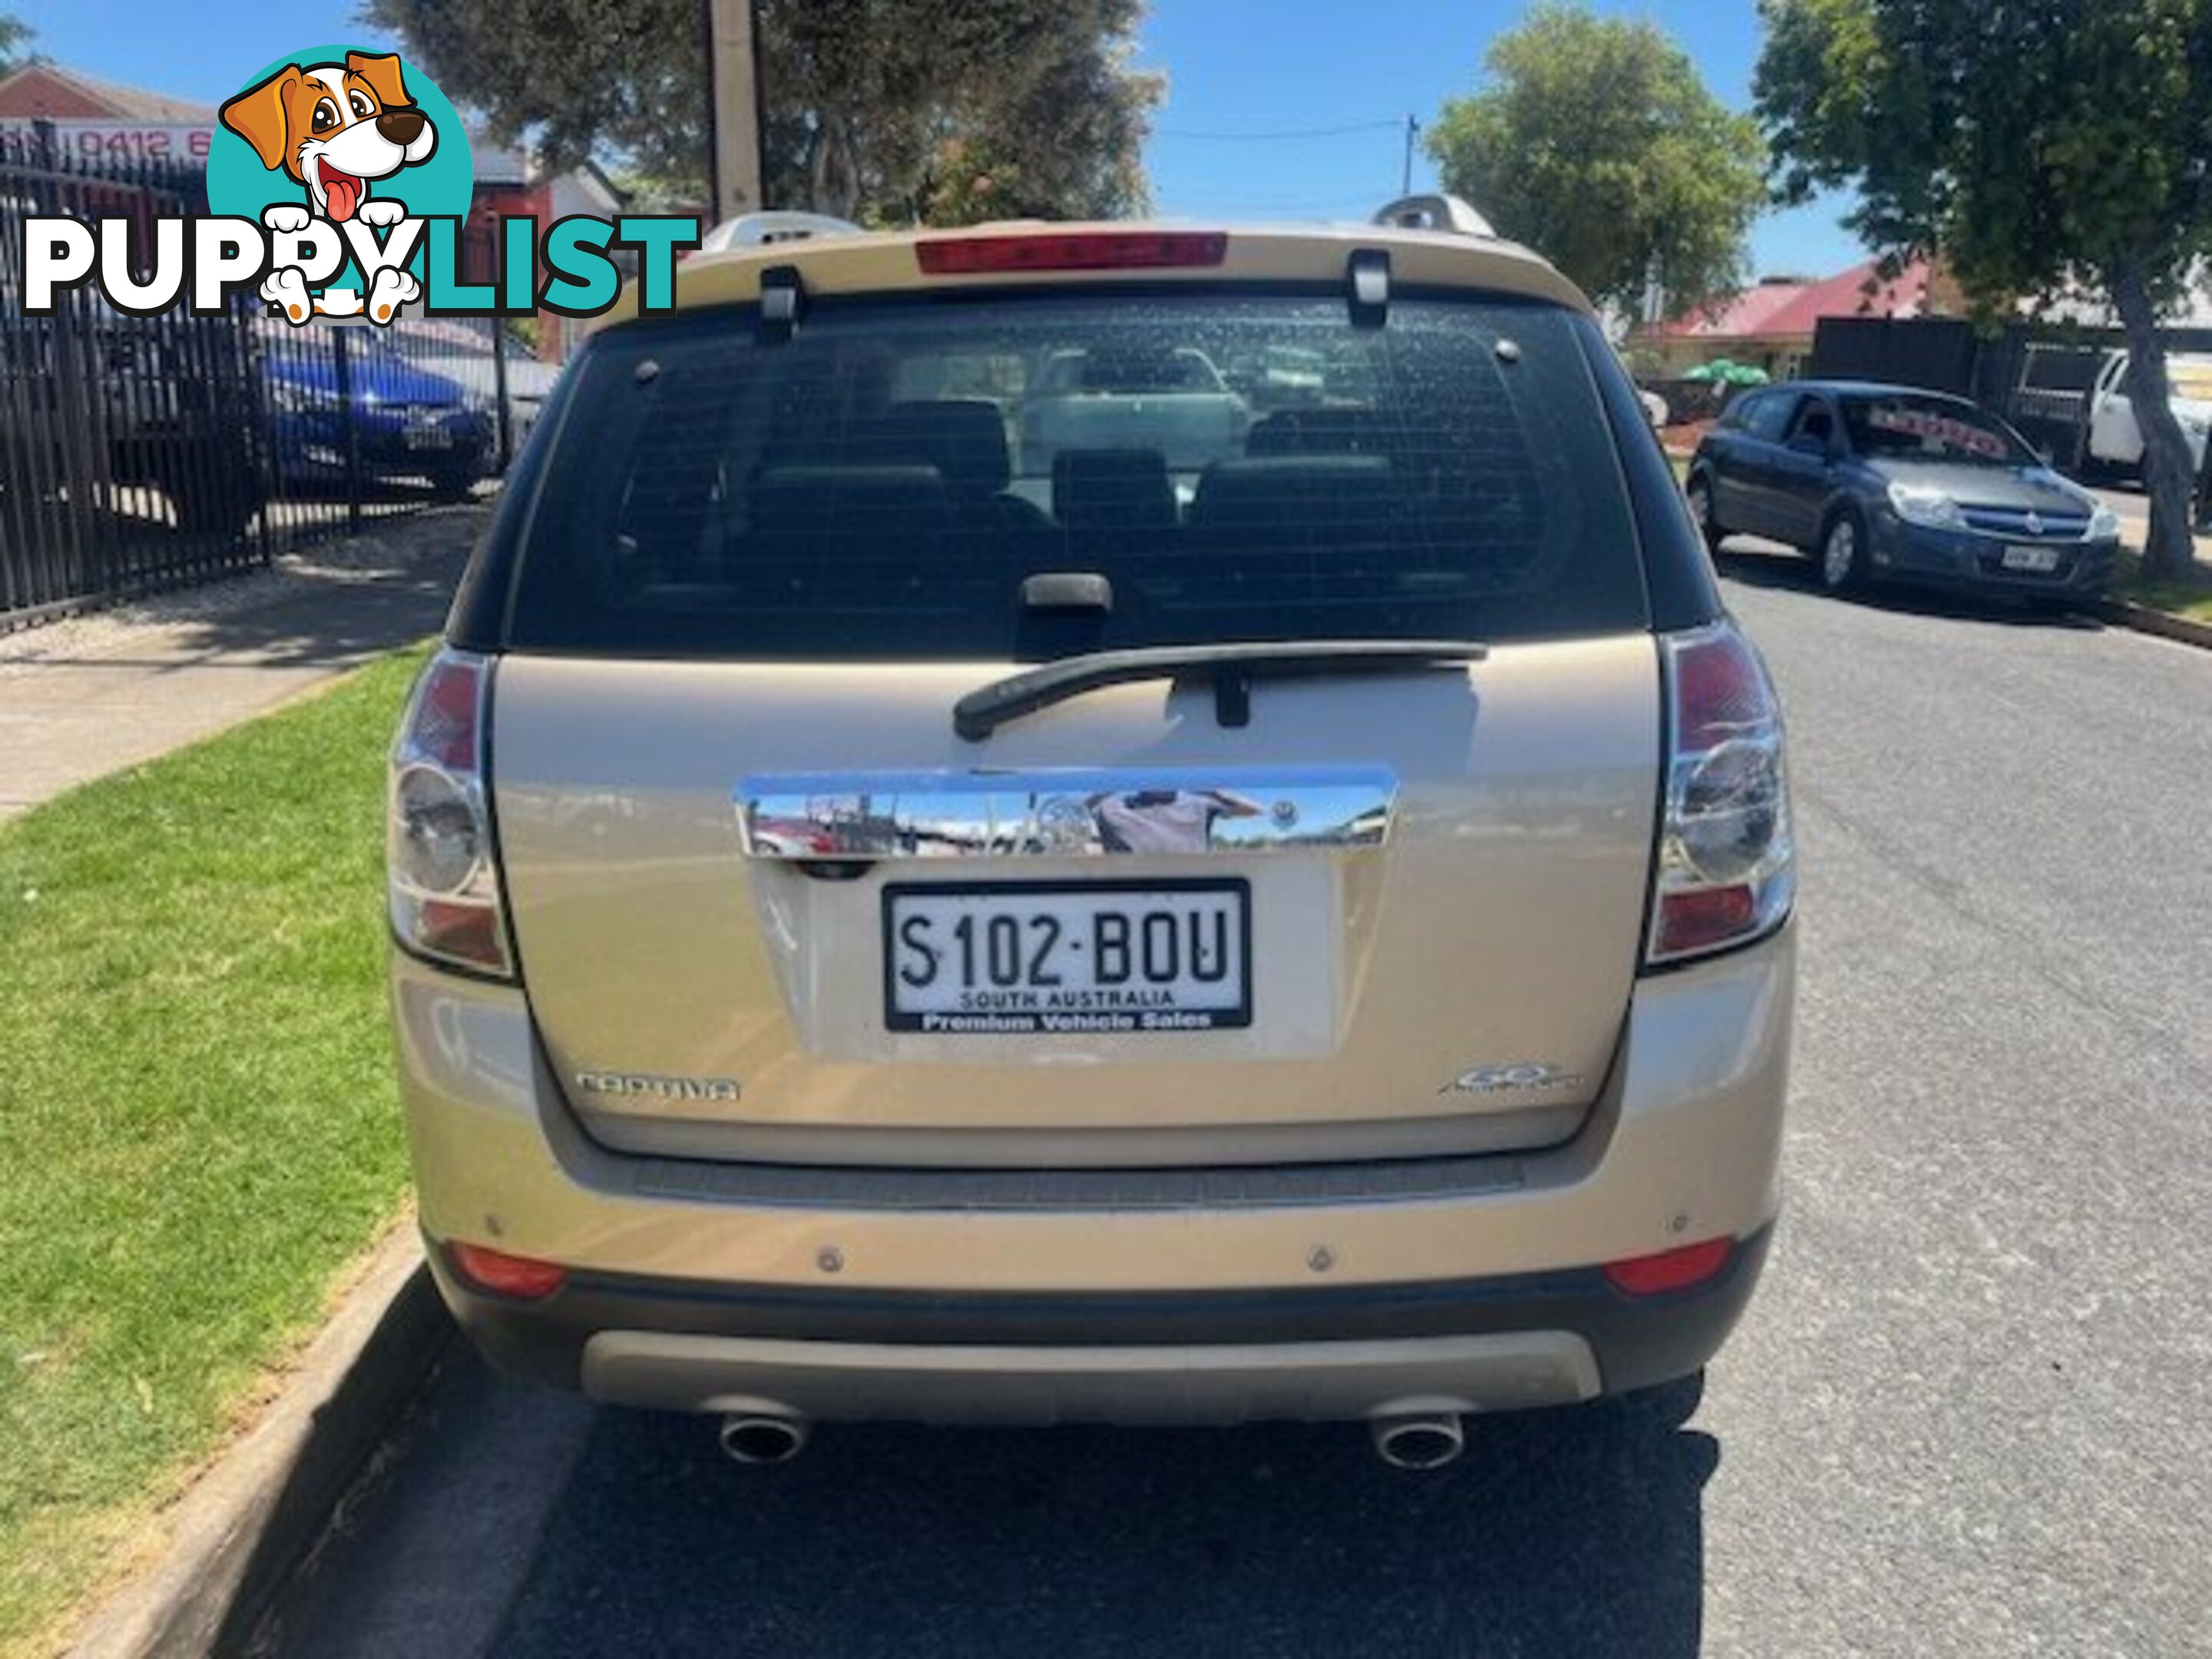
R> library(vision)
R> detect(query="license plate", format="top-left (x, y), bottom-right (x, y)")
top-left (2003, 543), bottom-right (2061, 572)
top-left (404, 424), bottom-right (453, 451)
top-left (883, 880), bottom-right (1250, 1035)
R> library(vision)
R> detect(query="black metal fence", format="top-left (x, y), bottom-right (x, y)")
top-left (1806, 316), bottom-right (1981, 399)
top-left (1, 137), bottom-right (550, 629)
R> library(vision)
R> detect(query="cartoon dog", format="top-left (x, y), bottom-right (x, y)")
top-left (220, 51), bottom-right (435, 323)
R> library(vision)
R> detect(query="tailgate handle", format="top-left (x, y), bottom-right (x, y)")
top-left (736, 767), bottom-right (1396, 860)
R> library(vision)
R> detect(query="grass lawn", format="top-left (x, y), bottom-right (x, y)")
top-left (0, 647), bottom-right (426, 1655)
top-left (2113, 549), bottom-right (2212, 623)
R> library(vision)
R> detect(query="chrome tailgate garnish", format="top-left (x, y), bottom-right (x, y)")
top-left (737, 767), bottom-right (1397, 859)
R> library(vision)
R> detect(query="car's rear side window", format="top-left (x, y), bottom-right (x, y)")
top-left (505, 292), bottom-right (1648, 658)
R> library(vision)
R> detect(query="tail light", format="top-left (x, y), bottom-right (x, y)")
top-left (1645, 621), bottom-right (1794, 967)
top-left (388, 647), bottom-right (513, 978)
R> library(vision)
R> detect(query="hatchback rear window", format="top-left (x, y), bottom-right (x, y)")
top-left (505, 293), bottom-right (1647, 658)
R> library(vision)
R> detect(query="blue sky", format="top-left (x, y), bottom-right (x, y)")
top-left (32, 0), bottom-right (1861, 276)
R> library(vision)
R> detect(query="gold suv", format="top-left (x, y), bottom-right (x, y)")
top-left (387, 197), bottom-right (1795, 1469)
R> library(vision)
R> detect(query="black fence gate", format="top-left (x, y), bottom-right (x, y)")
top-left (2, 135), bottom-right (544, 629)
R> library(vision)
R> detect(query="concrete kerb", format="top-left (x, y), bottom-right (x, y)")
top-left (67, 1227), bottom-right (452, 1658)
top-left (2094, 595), bottom-right (2212, 651)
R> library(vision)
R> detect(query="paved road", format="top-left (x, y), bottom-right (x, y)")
top-left (262, 551), bottom-right (2212, 1657)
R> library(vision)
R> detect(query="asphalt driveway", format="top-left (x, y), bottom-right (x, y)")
top-left (260, 548), bottom-right (2212, 1657)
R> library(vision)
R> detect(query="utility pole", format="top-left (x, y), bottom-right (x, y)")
top-left (1401, 114), bottom-right (1419, 197)
top-left (704, 0), bottom-right (765, 224)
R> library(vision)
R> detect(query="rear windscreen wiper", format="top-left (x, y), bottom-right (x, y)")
top-left (954, 639), bottom-right (1489, 741)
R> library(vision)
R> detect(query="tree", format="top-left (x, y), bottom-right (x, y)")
top-left (1756, 0), bottom-right (2212, 580)
top-left (0, 14), bottom-right (33, 75)
top-left (1425, 3), bottom-right (1768, 317)
top-left (364, 0), bottom-right (1161, 226)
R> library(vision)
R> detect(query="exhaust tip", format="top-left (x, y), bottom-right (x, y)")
top-left (718, 1413), bottom-right (809, 1465)
top-left (1371, 1412), bottom-right (1465, 1471)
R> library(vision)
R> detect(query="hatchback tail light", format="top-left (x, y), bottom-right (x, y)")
top-left (388, 648), bottom-right (513, 978)
top-left (1645, 622), bottom-right (1794, 967)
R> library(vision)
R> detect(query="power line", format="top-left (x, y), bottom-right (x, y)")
top-left (1153, 118), bottom-right (1406, 142)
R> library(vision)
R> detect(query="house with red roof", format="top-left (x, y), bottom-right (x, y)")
top-left (0, 61), bottom-right (212, 124)
top-left (1631, 256), bottom-right (1942, 381)
top-left (0, 61), bottom-right (217, 165)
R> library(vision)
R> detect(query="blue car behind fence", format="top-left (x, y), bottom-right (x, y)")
top-left (1687, 380), bottom-right (2121, 604)
top-left (263, 347), bottom-right (493, 501)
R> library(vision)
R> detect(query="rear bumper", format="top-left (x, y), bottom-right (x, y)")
top-left (392, 923), bottom-right (1793, 1422)
top-left (432, 1226), bottom-right (1770, 1421)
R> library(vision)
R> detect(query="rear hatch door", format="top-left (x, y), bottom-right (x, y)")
top-left (488, 280), bottom-right (1659, 1167)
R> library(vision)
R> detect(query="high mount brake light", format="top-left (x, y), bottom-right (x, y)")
top-left (1647, 622), bottom-right (1795, 967)
top-left (916, 230), bottom-right (1230, 276)
top-left (388, 648), bottom-right (514, 978)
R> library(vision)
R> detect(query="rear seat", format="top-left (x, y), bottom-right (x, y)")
top-left (1054, 448), bottom-right (1178, 534)
top-left (744, 465), bottom-right (952, 605)
top-left (1190, 455), bottom-right (1398, 540)
top-left (1187, 455), bottom-right (1403, 599)
top-left (868, 399), bottom-right (1053, 537)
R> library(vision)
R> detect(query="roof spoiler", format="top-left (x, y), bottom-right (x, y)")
top-left (699, 211), bottom-right (865, 253)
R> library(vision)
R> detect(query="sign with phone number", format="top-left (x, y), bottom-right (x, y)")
top-left (0, 121), bottom-right (215, 165)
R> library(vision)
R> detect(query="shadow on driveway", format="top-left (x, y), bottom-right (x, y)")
top-left (4, 507), bottom-right (480, 673)
top-left (490, 1376), bottom-right (1715, 1657)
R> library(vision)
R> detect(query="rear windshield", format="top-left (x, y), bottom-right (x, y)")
top-left (505, 293), bottom-right (1647, 658)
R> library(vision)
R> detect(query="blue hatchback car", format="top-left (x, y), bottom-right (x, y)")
top-left (263, 347), bottom-right (493, 501)
top-left (1687, 381), bottom-right (2121, 603)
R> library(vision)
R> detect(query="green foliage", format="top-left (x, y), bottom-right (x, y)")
top-left (0, 651), bottom-right (423, 1651)
top-left (364, 0), bottom-right (1161, 225)
top-left (1757, 0), bottom-right (2212, 310)
top-left (1426, 2), bottom-right (1768, 314)
top-left (0, 14), bottom-right (32, 75)
top-left (1755, 0), bottom-right (2212, 576)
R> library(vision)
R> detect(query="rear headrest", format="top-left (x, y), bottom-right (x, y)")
top-left (869, 399), bottom-right (1012, 494)
top-left (1052, 448), bottom-right (1177, 531)
top-left (751, 465), bottom-right (950, 531)
top-left (1190, 455), bottom-right (1395, 528)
